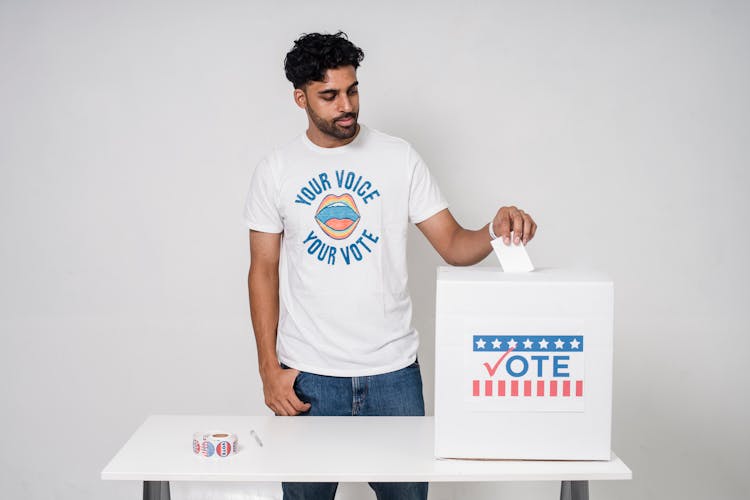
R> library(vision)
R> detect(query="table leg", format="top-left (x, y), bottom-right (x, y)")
top-left (560, 480), bottom-right (589, 500)
top-left (143, 481), bottom-right (171, 500)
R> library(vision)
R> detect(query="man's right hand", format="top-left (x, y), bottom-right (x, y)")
top-left (261, 365), bottom-right (311, 416)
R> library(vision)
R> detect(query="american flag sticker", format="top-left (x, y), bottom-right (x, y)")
top-left (465, 334), bottom-right (585, 412)
top-left (201, 440), bottom-right (215, 457)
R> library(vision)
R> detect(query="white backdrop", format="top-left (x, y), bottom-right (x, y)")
top-left (1, 1), bottom-right (748, 499)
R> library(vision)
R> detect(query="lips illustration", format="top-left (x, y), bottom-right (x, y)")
top-left (314, 193), bottom-right (360, 240)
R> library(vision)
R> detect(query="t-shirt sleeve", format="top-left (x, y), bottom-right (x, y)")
top-left (242, 155), bottom-right (284, 233)
top-left (408, 145), bottom-right (449, 224)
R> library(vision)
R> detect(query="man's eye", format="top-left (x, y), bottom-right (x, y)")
top-left (349, 89), bottom-right (358, 95)
top-left (322, 95), bottom-right (335, 101)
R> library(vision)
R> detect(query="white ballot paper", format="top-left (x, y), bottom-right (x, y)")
top-left (491, 232), bottom-right (534, 272)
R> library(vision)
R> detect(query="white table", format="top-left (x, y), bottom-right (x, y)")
top-left (101, 415), bottom-right (631, 499)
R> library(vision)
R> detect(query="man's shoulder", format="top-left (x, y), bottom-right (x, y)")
top-left (363, 125), bottom-right (411, 148)
top-left (256, 133), bottom-right (305, 168)
top-left (360, 125), bottom-right (419, 162)
top-left (272, 132), bottom-right (306, 154)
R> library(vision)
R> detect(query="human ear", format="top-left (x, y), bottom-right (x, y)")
top-left (294, 88), bottom-right (307, 110)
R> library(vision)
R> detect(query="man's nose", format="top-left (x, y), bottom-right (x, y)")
top-left (339, 95), bottom-right (353, 112)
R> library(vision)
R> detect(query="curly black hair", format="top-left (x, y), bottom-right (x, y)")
top-left (284, 31), bottom-right (365, 89)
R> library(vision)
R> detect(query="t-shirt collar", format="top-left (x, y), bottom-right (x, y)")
top-left (301, 124), bottom-right (367, 153)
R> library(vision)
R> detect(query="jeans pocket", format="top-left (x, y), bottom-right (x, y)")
top-left (278, 363), bottom-right (305, 388)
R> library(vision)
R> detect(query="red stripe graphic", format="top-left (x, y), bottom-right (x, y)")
top-left (470, 379), bottom-right (585, 397)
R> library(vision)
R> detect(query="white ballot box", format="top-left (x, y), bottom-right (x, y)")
top-left (434, 266), bottom-right (614, 460)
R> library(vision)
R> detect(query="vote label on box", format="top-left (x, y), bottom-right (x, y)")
top-left (464, 334), bottom-right (585, 412)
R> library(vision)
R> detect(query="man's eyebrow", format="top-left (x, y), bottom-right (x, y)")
top-left (317, 81), bottom-right (359, 95)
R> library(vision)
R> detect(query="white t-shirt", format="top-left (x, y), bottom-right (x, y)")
top-left (243, 124), bottom-right (448, 376)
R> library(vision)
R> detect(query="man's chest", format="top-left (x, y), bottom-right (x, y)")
top-left (276, 158), bottom-right (409, 269)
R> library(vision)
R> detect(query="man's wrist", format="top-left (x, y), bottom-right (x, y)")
top-left (488, 220), bottom-right (499, 240)
top-left (259, 359), bottom-right (282, 379)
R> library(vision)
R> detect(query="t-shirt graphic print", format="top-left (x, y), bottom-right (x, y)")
top-left (295, 168), bottom-right (381, 267)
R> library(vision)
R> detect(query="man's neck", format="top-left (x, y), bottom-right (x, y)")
top-left (306, 124), bottom-right (360, 149)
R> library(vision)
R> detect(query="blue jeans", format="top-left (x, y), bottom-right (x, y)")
top-left (280, 360), bottom-right (428, 500)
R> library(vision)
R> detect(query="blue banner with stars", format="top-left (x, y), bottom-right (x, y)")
top-left (472, 335), bottom-right (583, 352)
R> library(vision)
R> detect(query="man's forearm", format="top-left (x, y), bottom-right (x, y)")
top-left (418, 206), bottom-right (536, 268)
top-left (446, 224), bottom-right (494, 266)
top-left (248, 257), bottom-right (310, 416)
top-left (248, 264), bottom-right (281, 377)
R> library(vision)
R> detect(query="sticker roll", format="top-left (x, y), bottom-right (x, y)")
top-left (206, 431), bottom-right (238, 457)
top-left (193, 430), bottom-right (238, 458)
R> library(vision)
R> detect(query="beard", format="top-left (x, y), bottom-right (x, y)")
top-left (307, 106), bottom-right (359, 141)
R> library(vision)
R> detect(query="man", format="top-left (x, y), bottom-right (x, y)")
top-left (244, 32), bottom-right (536, 500)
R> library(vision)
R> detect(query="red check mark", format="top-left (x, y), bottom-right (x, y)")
top-left (483, 347), bottom-right (515, 377)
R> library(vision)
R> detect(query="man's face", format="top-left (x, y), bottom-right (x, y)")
top-left (298, 65), bottom-right (360, 142)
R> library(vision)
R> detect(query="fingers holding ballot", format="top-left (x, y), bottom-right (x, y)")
top-left (491, 206), bottom-right (537, 246)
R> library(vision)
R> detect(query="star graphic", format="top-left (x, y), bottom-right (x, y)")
top-left (554, 338), bottom-right (565, 349)
top-left (476, 338), bottom-right (486, 349)
top-left (570, 338), bottom-right (580, 349)
top-left (523, 338), bottom-right (533, 349)
top-left (491, 338), bottom-right (502, 349)
top-left (538, 338), bottom-right (549, 349)
top-left (507, 338), bottom-right (518, 350)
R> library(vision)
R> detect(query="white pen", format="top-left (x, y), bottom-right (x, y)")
top-left (250, 429), bottom-right (263, 447)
